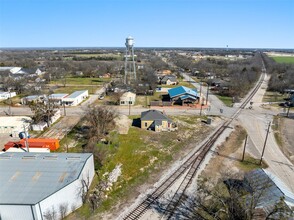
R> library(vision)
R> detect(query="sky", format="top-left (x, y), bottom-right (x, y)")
top-left (0, 0), bottom-right (293, 49)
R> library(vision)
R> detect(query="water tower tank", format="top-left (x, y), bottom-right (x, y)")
top-left (126, 36), bottom-right (134, 47)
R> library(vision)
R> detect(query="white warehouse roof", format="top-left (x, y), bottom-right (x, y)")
top-left (64, 90), bottom-right (88, 99)
top-left (0, 152), bottom-right (93, 205)
top-left (0, 116), bottom-right (31, 127)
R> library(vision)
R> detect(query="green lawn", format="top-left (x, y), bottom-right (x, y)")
top-left (50, 86), bottom-right (97, 95)
top-left (271, 56), bottom-right (294, 64)
top-left (65, 115), bottom-right (211, 217)
top-left (216, 95), bottom-right (233, 107)
top-left (262, 91), bottom-right (288, 102)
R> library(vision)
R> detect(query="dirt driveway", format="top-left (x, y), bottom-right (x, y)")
top-left (280, 117), bottom-right (294, 162)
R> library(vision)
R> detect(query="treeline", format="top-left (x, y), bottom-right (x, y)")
top-left (169, 52), bottom-right (263, 98)
top-left (261, 54), bottom-right (294, 92)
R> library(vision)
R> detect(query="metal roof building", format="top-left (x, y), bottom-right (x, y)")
top-left (0, 152), bottom-right (95, 220)
top-left (0, 116), bottom-right (31, 137)
top-left (244, 169), bottom-right (294, 214)
top-left (62, 90), bottom-right (88, 106)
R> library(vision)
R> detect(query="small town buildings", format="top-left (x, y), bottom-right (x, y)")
top-left (21, 94), bottom-right (47, 105)
top-left (62, 90), bottom-right (88, 106)
top-left (0, 152), bottom-right (95, 220)
top-left (48, 93), bottom-right (68, 105)
top-left (0, 67), bottom-right (43, 78)
top-left (140, 109), bottom-right (177, 132)
top-left (0, 91), bottom-right (17, 100)
top-left (120, 91), bottom-right (136, 105)
top-left (168, 86), bottom-right (199, 105)
top-left (0, 116), bottom-right (31, 137)
top-left (160, 75), bottom-right (178, 85)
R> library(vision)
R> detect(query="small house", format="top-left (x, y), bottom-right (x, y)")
top-left (140, 110), bottom-right (177, 132)
top-left (160, 75), bottom-right (178, 85)
top-left (0, 91), bottom-right (17, 100)
top-left (62, 90), bottom-right (88, 106)
top-left (120, 91), bottom-right (136, 105)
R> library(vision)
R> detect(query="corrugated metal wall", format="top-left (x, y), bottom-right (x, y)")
top-left (0, 205), bottom-right (33, 220)
top-left (39, 155), bottom-right (95, 219)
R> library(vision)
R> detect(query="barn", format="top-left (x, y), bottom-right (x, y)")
top-left (0, 152), bottom-right (95, 220)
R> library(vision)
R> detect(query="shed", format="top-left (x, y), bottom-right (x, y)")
top-left (120, 91), bottom-right (136, 105)
top-left (62, 90), bottom-right (88, 106)
top-left (0, 152), bottom-right (95, 220)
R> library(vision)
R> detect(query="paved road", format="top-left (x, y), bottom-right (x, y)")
top-left (238, 72), bottom-right (294, 194)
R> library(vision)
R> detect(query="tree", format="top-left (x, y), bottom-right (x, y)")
top-left (156, 171), bottom-right (293, 220)
top-left (29, 98), bottom-right (59, 126)
top-left (84, 105), bottom-right (117, 140)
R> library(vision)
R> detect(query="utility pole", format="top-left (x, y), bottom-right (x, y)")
top-left (23, 124), bottom-right (29, 152)
top-left (287, 105), bottom-right (291, 117)
top-left (259, 121), bottom-right (271, 165)
top-left (199, 82), bottom-right (202, 116)
top-left (241, 135), bottom-right (248, 162)
top-left (129, 97), bottom-right (131, 116)
top-left (206, 84), bottom-right (209, 105)
top-left (63, 102), bottom-right (66, 116)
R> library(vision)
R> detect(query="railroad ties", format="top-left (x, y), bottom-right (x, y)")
top-left (123, 65), bottom-right (267, 220)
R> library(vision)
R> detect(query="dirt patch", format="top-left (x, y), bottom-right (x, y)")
top-left (114, 115), bottom-right (132, 134)
top-left (279, 117), bottom-right (294, 162)
top-left (201, 125), bottom-right (247, 182)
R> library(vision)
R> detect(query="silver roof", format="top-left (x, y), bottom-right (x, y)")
top-left (64, 90), bottom-right (88, 99)
top-left (0, 152), bottom-right (92, 205)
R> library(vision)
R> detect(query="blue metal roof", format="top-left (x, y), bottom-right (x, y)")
top-left (180, 95), bottom-right (198, 100)
top-left (168, 86), bottom-right (197, 98)
top-left (65, 90), bottom-right (88, 99)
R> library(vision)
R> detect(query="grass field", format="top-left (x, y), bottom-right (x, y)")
top-left (216, 95), bottom-right (233, 107)
top-left (271, 56), bottom-right (294, 64)
top-left (262, 91), bottom-right (288, 102)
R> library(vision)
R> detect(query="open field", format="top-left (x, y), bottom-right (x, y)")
top-left (271, 56), bottom-right (294, 64)
top-left (61, 115), bottom-right (214, 218)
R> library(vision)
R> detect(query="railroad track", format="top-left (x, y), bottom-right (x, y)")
top-left (122, 61), bottom-right (266, 220)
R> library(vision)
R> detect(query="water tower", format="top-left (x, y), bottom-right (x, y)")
top-left (124, 36), bottom-right (136, 84)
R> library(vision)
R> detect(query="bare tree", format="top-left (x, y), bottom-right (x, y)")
top-left (84, 105), bottom-right (117, 140)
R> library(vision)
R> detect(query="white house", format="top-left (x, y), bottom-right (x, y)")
top-left (0, 91), bottom-right (17, 100)
top-left (120, 91), bottom-right (136, 105)
top-left (62, 90), bottom-right (88, 106)
top-left (0, 152), bottom-right (95, 220)
top-left (0, 116), bottom-right (31, 137)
